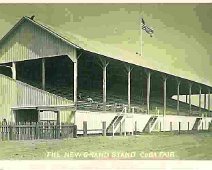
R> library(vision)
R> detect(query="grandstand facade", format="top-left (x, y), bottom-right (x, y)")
top-left (0, 16), bottom-right (211, 134)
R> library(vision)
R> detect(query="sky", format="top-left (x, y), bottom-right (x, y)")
top-left (0, 4), bottom-right (212, 87)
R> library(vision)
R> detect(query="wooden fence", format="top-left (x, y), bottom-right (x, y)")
top-left (0, 121), bottom-right (77, 141)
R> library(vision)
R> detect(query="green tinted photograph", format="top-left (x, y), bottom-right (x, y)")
top-left (0, 3), bottom-right (211, 160)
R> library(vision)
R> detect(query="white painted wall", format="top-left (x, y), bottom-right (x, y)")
top-left (75, 111), bottom-right (212, 134)
top-left (154, 115), bottom-right (212, 131)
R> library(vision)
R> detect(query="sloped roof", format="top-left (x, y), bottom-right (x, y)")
top-left (0, 16), bottom-right (211, 89)
top-left (0, 16), bottom-right (81, 49)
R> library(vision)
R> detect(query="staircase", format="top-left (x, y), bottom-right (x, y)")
top-left (143, 116), bottom-right (158, 133)
top-left (192, 117), bottom-right (203, 130)
top-left (106, 107), bottom-right (127, 135)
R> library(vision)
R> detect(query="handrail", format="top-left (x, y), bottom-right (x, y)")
top-left (112, 106), bottom-right (127, 135)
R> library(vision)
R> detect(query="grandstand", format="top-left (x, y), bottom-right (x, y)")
top-left (0, 16), bottom-right (211, 135)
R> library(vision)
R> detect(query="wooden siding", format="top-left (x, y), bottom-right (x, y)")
top-left (0, 74), bottom-right (73, 121)
top-left (0, 19), bottom-right (76, 64)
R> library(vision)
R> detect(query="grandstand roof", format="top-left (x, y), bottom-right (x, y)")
top-left (0, 15), bottom-right (211, 90)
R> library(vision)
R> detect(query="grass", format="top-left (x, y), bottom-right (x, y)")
top-left (0, 131), bottom-right (211, 160)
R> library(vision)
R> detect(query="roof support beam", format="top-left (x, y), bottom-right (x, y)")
top-left (162, 75), bottom-right (167, 117)
top-left (127, 66), bottom-right (133, 113)
top-left (204, 93), bottom-right (206, 110)
top-left (73, 49), bottom-right (78, 107)
top-left (208, 89), bottom-right (211, 115)
top-left (97, 57), bottom-right (110, 112)
top-left (188, 83), bottom-right (192, 115)
top-left (145, 70), bottom-right (151, 115)
top-left (102, 60), bottom-right (109, 112)
top-left (199, 86), bottom-right (202, 113)
top-left (176, 79), bottom-right (181, 115)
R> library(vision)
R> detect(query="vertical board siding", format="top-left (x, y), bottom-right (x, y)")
top-left (16, 78), bottom-right (72, 106)
top-left (0, 74), bottom-right (73, 121)
top-left (0, 19), bottom-right (75, 63)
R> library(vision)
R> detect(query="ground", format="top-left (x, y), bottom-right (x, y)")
top-left (0, 131), bottom-right (211, 160)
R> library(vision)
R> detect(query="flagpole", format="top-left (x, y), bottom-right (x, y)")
top-left (140, 4), bottom-right (143, 57)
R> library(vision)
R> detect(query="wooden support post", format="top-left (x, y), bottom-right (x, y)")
top-left (102, 60), bottom-right (109, 112)
top-left (202, 122), bottom-right (204, 131)
top-left (147, 71), bottom-right (151, 115)
top-left (163, 76), bottom-right (167, 117)
top-left (74, 60), bottom-right (78, 106)
top-left (37, 110), bottom-right (40, 123)
top-left (83, 121), bottom-right (87, 137)
top-left (102, 121), bottom-right (106, 136)
top-left (103, 63), bottom-right (107, 112)
top-left (170, 122), bottom-right (172, 131)
top-left (9, 124), bottom-right (13, 140)
top-left (12, 62), bottom-right (16, 80)
top-left (42, 58), bottom-right (45, 90)
top-left (177, 81), bottom-right (180, 115)
top-left (73, 125), bottom-right (77, 138)
top-left (56, 111), bottom-right (60, 139)
top-left (199, 86), bottom-right (202, 113)
top-left (134, 121), bottom-right (137, 135)
top-left (36, 111), bottom-right (40, 139)
top-left (178, 122), bottom-right (181, 134)
top-left (127, 66), bottom-right (131, 113)
top-left (189, 83), bottom-right (192, 115)
top-left (204, 93), bottom-right (207, 110)
top-left (186, 95), bottom-right (188, 103)
top-left (188, 122), bottom-right (190, 131)
top-left (208, 89), bottom-right (211, 116)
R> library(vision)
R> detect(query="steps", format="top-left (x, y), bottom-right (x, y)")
top-left (106, 107), bottom-right (127, 134)
top-left (106, 115), bottom-right (124, 133)
top-left (143, 116), bottom-right (158, 132)
top-left (192, 117), bottom-right (203, 130)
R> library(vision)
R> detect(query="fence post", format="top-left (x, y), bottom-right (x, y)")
top-left (36, 122), bottom-right (40, 139)
top-left (0, 122), bottom-right (1, 141)
top-left (73, 125), bottom-right (77, 138)
top-left (188, 122), bottom-right (190, 131)
top-left (124, 119), bottom-right (127, 136)
top-left (102, 121), bottom-right (106, 136)
top-left (134, 121), bottom-right (137, 135)
top-left (202, 122), bottom-right (204, 131)
top-left (178, 122), bottom-right (181, 134)
top-left (159, 122), bottom-right (162, 132)
top-left (83, 121), bottom-right (87, 137)
top-left (170, 122), bottom-right (172, 132)
top-left (9, 124), bottom-right (13, 140)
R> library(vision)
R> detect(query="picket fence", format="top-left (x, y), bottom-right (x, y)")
top-left (0, 121), bottom-right (77, 141)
